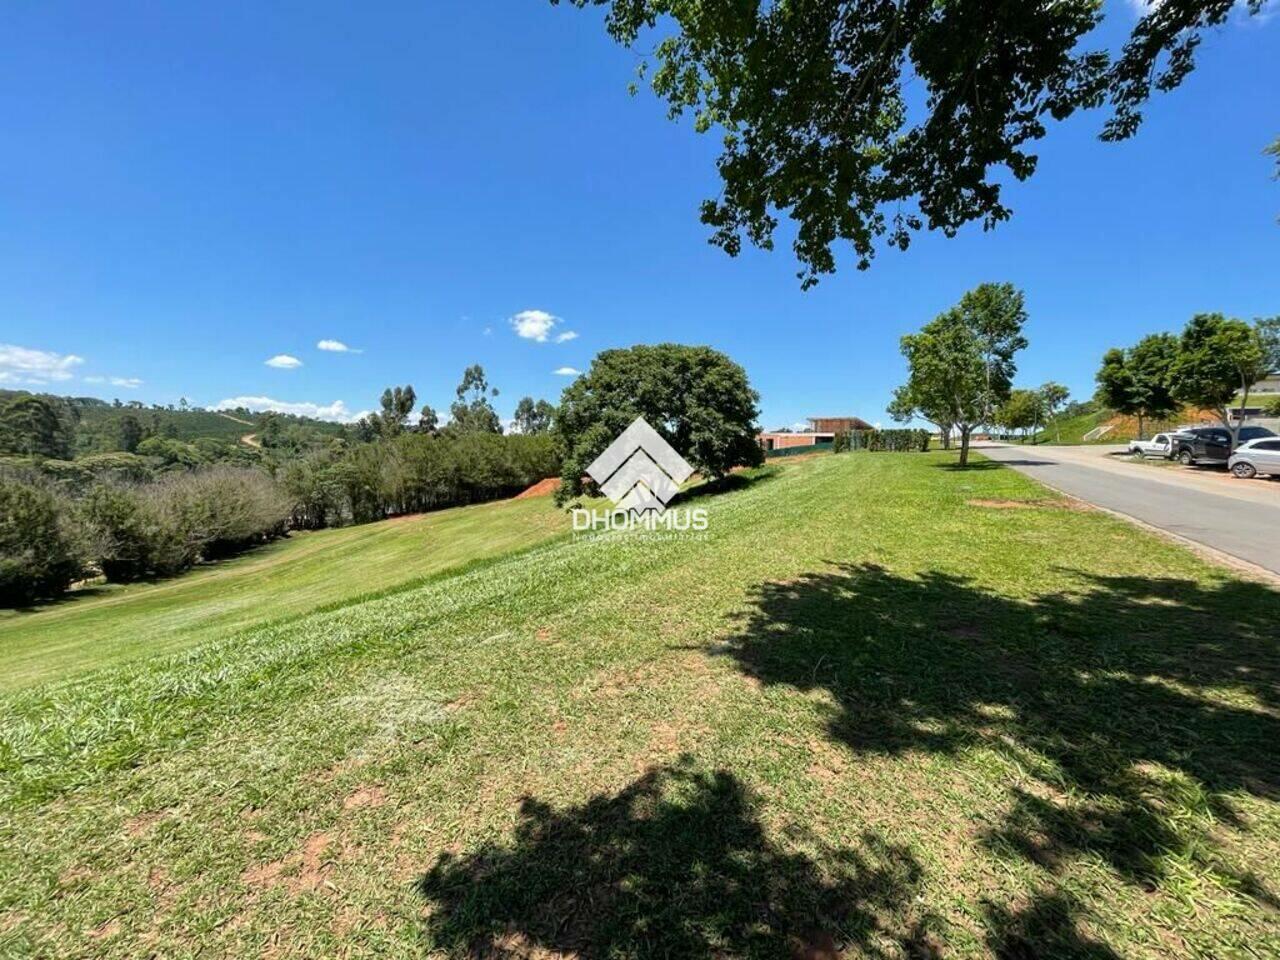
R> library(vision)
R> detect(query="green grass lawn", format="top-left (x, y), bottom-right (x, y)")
top-left (2, 453), bottom-right (1277, 958)
top-left (0, 495), bottom-right (568, 692)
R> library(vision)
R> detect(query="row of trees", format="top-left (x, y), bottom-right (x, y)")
top-left (0, 466), bottom-right (292, 605)
top-left (1096, 314), bottom-right (1279, 448)
top-left (281, 432), bottom-right (558, 529)
top-left (993, 383), bottom-right (1070, 443)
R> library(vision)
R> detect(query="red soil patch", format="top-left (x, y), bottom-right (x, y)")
top-left (515, 477), bottom-right (561, 499)
top-left (342, 785), bottom-right (388, 811)
top-left (241, 831), bottom-right (334, 895)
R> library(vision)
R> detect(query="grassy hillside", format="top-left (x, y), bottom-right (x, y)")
top-left (1032, 407), bottom-right (1114, 443)
top-left (2, 453), bottom-right (1277, 958)
top-left (0, 495), bottom-right (569, 691)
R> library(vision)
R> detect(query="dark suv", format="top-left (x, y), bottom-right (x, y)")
top-left (1171, 426), bottom-right (1277, 465)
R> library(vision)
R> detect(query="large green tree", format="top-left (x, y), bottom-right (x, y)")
top-left (1094, 333), bottom-right (1180, 440)
top-left (897, 283), bottom-right (1028, 467)
top-left (1171, 314), bottom-right (1279, 450)
top-left (556, 0), bottom-right (1265, 287)
top-left (554, 344), bottom-right (762, 503)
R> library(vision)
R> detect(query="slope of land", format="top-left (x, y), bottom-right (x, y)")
top-left (1032, 405), bottom-right (1221, 445)
top-left (0, 495), bottom-right (568, 691)
top-left (2, 453), bottom-right (1277, 958)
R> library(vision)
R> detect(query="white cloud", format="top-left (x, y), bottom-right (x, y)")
top-left (82, 373), bottom-right (141, 388)
top-left (482, 326), bottom-right (493, 337)
top-left (317, 339), bottom-right (360, 353)
top-left (510, 309), bottom-right (560, 342)
top-left (555, 330), bottom-right (579, 343)
top-left (0, 343), bottom-right (84, 383)
top-left (553, 366), bottom-right (581, 377)
top-left (265, 354), bottom-right (303, 369)
top-left (214, 395), bottom-right (369, 423)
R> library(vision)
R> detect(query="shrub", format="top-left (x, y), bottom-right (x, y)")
top-left (0, 476), bottom-right (84, 605)
top-left (159, 466), bottom-right (291, 559)
top-left (1263, 396), bottom-right (1280, 418)
top-left (78, 483), bottom-right (159, 582)
top-left (834, 429), bottom-right (930, 453)
top-left (80, 467), bottom-right (291, 581)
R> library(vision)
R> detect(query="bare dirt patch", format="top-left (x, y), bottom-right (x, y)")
top-left (241, 831), bottom-right (335, 895)
top-left (515, 477), bottom-right (561, 500)
top-left (342, 785), bottom-right (388, 811)
top-left (124, 810), bottom-right (166, 837)
top-left (86, 918), bottom-right (121, 940)
top-left (968, 497), bottom-right (1092, 512)
top-left (791, 929), bottom-right (840, 959)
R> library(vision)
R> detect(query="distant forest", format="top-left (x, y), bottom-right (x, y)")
top-left (0, 370), bottom-right (559, 606)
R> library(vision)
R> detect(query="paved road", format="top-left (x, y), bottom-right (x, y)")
top-left (978, 443), bottom-right (1280, 576)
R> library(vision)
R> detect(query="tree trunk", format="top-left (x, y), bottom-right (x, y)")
top-left (1230, 378), bottom-right (1253, 451)
top-left (958, 428), bottom-right (972, 467)
top-left (1137, 412), bottom-right (1145, 441)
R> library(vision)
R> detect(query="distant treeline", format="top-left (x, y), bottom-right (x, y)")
top-left (0, 366), bottom-right (560, 606)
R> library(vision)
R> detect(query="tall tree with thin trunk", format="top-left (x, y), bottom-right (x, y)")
top-left (1038, 382), bottom-right (1070, 443)
top-left (898, 284), bottom-right (1028, 467)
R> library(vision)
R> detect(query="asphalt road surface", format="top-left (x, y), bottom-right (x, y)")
top-left (978, 443), bottom-right (1280, 576)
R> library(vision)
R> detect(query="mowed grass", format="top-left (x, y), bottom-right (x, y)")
top-left (2, 453), bottom-right (1278, 958)
top-left (0, 495), bottom-right (568, 691)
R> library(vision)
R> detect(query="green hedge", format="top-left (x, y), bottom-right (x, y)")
top-left (833, 429), bottom-right (930, 453)
top-left (764, 441), bottom-right (833, 458)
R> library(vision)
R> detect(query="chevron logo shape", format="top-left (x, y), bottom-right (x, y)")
top-left (586, 417), bottom-right (694, 516)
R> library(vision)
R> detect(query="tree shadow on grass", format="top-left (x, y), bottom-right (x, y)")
top-left (929, 459), bottom-right (1014, 471)
top-left (672, 465), bottom-right (783, 507)
top-left (714, 562), bottom-right (1280, 949)
top-left (418, 760), bottom-right (943, 958)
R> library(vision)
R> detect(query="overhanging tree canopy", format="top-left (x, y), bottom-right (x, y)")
top-left (556, 0), bottom-right (1268, 287)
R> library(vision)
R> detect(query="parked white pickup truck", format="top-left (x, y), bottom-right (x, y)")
top-left (1128, 433), bottom-right (1174, 458)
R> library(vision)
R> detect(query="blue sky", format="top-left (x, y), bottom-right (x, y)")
top-left (1, 1), bottom-right (1277, 429)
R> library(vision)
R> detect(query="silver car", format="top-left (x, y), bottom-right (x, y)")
top-left (1228, 437), bottom-right (1280, 479)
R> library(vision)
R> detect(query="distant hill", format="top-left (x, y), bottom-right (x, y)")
top-left (0, 389), bottom-right (349, 447)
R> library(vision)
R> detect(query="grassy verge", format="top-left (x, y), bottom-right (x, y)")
top-left (0, 495), bottom-right (568, 691)
top-left (1, 453), bottom-right (1277, 958)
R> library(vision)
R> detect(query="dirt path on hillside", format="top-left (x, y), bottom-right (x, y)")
top-left (240, 433), bottom-right (260, 448)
